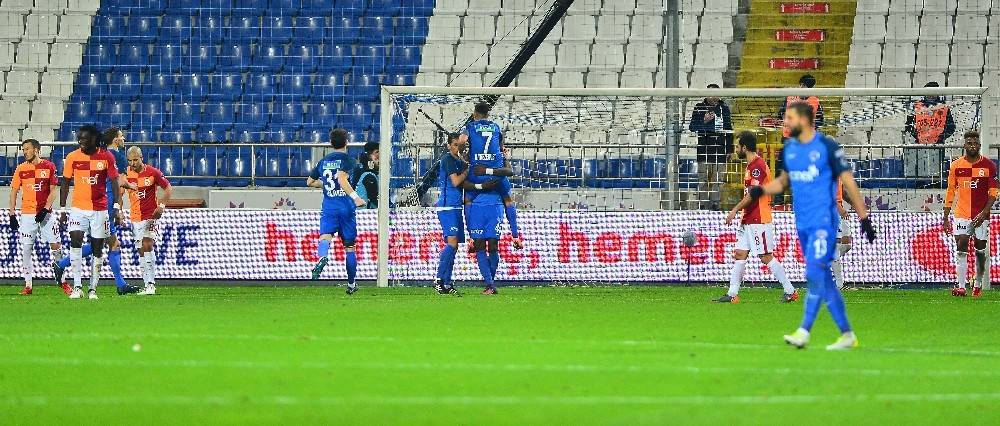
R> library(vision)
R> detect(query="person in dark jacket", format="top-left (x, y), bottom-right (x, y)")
top-left (688, 83), bottom-right (733, 210)
top-left (352, 142), bottom-right (379, 209)
top-left (904, 81), bottom-right (956, 145)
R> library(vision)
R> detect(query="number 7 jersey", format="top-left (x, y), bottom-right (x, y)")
top-left (465, 119), bottom-right (504, 169)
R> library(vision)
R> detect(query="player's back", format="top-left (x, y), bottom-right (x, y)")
top-left (64, 148), bottom-right (117, 211)
top-left (948, 156), bottom-right (999, 219)
top-left (437, 153), bottom-right (466, 208)
top-left (742, 156), bottom-right (772, 224)
top-left (781, 132), bottom-right (849, 229)
top-left (466, 119), bottom-right (504, 169)
top-left (314, 151), bottom-right (357, 212)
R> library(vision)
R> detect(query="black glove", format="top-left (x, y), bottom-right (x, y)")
top-left (35, 208), bottom-right (50, 224)
top-left (747, 185), bottom-right (764, 199)
top-left (859, 217), bottom-right (876, 243)
top-left (8, 214), bottom-right (18, 232)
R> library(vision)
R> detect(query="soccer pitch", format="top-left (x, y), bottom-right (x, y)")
top-left (2, 286), bottom-right (998, 425)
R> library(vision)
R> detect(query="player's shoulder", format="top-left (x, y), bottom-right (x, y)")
top-left (65, 148), bottom-right (83, 158)
top-left (145, 164), bottom-right (164, 175)
top-left (817, 132), bottom-right (842, 150)
top-left (38, 159), bottom-right (56, 169)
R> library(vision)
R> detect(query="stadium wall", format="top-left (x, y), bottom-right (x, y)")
top-left (0, 209), bottom-right (989, 285)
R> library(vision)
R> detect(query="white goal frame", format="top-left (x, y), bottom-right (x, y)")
top-left (376, 85), bottom-right (993, 287)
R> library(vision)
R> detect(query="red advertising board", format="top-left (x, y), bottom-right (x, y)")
top-left (774, 29), bottom-right (825, 42)
top-left (769, 58), bottom-right (821, 69)
top-left (779, 2), bottom-right (830, 13)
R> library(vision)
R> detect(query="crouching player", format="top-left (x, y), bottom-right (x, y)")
top-left (125, 147), bottom-right (171, 295)
top-left (943, 130), bottom-right (997, 298)
top-left (8, 139), bottom-right (69, 295)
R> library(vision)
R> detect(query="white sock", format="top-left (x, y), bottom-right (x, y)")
top-left (146, 251), bottom-right (157, 284)
top-left (728, 260), bottom-right (746, 296)
top-left (768, 258), bottom-right (795, 294)
top-left (71, 247), bottom-right (83, 289)
top-left (956, 251), bottom-right (969, 289)
top-left (20, 236), bottom-right (34, 289)
top-left (831, 259), bottom-right (844, 289)
top-left (975, 248), bottom-right (989, 289)
top-left (90, 256), bottom-right (103, 291)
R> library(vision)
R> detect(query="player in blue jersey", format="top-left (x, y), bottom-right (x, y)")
top-left (433, 133), bottom-right (499, 295)
top-left (53, 127), bottom-right (142, 295)
top-left (464, 102), bottom-right (523, 250)
top-left (749, 102), bottom-right (876, 350)
top-left (307, 128), bottom-right (366, 294)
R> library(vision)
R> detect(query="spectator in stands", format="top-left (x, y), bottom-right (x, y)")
top-left (688, 83), bottom-right (733, 210)
top-left (778, 74), bottom-right (825, 138)
top-left (352, 142), bottom-right (379, 209)
top-left (905, 81), bottom-right (956, 145)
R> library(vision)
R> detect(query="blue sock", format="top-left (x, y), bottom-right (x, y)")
top-left (504, 204), bottom-right (519, 238)
top-left (488, 250), bottom-right (499, 279)
top-left (317, 239), bottom-right (331, 259)
top-left (108, 249), bottom-right (127, 289)
top-left (476, 251), bottom-right (494, 288)
top-left (59, 243), bottom-right (92, 268)
top-left (800, 280), bottom-right (824, 332)
top-left (345, 251), bottom-right (357, 286)
top-left (436, 245), bottom-right (457, 286)
top-left (824, 273), bottom-right (852, 333)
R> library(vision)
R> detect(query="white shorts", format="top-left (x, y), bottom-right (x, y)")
top-left (954, 218), bottom-right (990, 240)
top-left (837, 217), bottom-right (853, 239)
top-left (68, 208), bottom-right (109, 239)
top-left (132, 219), bottom-right (159, 242)
top-left (19, 212), bottom-right (59, 244)
top-left (735, 223), bottom-right (777, 255)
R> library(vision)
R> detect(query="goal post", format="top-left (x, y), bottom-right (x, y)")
top-left (377, 85), bottom-right (989, 288)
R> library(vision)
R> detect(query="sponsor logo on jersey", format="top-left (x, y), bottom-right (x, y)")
top-left (788, 164), bottom-right (820, 182)
top-left (474, 153), bottom-right (496, 161)
top-left (809, 150), bottom-right (821, 162)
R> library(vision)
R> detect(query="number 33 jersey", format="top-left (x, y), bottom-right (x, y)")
top-left (309, 151), bottom-right (358, 212)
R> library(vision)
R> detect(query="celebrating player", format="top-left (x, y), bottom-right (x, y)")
top-left (59, 125), bottom-right (126, 299)
top-left (307, 128), bottom-right (366, 294)
top-left (830, 181), bottom-right (853, 289)
top-left (8, 139), bottom-right (69, 295)
top-left (126, 146), bottom-right (172, 295)
top-left (53, 127), bottom-right (141, 294)
top-left (749, 102), bottom-right (876, 350)
top-left (467, 102), bottom-right (522, 250)
top-left (720, 132), bottom-right (797, 303)
top-left (943, 130), bottom-right (997, 298)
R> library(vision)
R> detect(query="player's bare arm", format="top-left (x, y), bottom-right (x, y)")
top-left (943, 165), bottom-right (957, 235)
top-left (112, 176), bottom-right (124, 226)
top-left (119, 174), bottom-right (137, 191)
top-left (154, 185), bottom-right (173, 220)
top-left (8, 180), bottom-right (19, 230)
top-left (305, 176), bottom-right (323, 188)
top-left (753, 172), bottom-right (788, 197)
top-left (59, 176), bottom-right (71, 224)
top-left (449, 169), bottom-right (468, 188)
top-left (336, 170), bottom-right (366, 207)
top-left (725, 195), bottom-right (752, 226)
top-left (472, 164), bottom-right (514, 177)
top-left (839, 170), bottom-right (876, 242)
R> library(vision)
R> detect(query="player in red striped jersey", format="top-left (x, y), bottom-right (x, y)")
top-left (125, 147), bottom-right (172, 295)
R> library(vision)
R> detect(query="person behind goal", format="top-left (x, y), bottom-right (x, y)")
top-left (720, 132), bottom-right (797, 304)
top-left (830, 181), bottom-right (853, 289)
top-left (943, 130), bottom-right (997, 298)
top-left (8, 139), bottom-right (69, 295)
top-left (125, 146), bottom-right (172, 295)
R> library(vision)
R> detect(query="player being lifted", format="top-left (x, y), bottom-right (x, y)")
top-left (308, 128), bottom-right (366, 294)
top-left (721, 132), bottom-right (797, 303)
top-left (433, 133), bottom-right (498, 295)
top-left (464, 102), bottom-right (515, 294)
top-left (59, 125), bottom-right (126, 299)
top-left (53, 127), bottom-right (141, 294)
top-left (943, 130), bottom-right (997, 298)
top-left (830, 181), bottom-right (853, 289)
top-left (8, 139), bottom-right (69, 295)
top-left (126, 146), bottom-right (172, 295)
top-left (749, 103), bottom-right (876, 350)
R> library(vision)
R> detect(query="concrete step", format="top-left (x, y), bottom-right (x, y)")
top-left (748, 14), bottom-right (856, 28)
top-left (742, 41), bottom-right (852, 56)
top-left (744, 28), bottom-right (855, 44)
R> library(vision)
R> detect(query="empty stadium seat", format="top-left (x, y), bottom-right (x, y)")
top-left (555, 42), bottom-right (591, 71)
top-left (127, 16), bottom-right (158, 42)
top-left (855, 0), bottom-right (889, 15)
top-left (624, 42), bottom-right (659, 71)
top-left (107, 71), bottom-right (140, 100)
top-left (312, 72), bottom-right (346, 99)
top-left (118, 42), bottom-right (149, 69)
top-left (0, 100), bottom-right (30, 126)
top-left (853, 15), bottom-right (886, 42)
top-left (551, 71), bottom-right (584, 88)
top-left (0, 43), bottom-right (13, 71)
top-left (700, 15), bottom-right (733, 42)
top-left (161, 15), bottom-right (193, 41)
top-left (24, 13), bottom-right (58, 41)
top-left (886, 14), bottom-right (919, 42)
top-left (362, 16), bottom-right (394, 44)
top-left (586, 71), bottom-right (619, 88)
top-left (13, 41), bottom-right (49, 70)
top-left (209, 74), bottom-right (243, 101)
top-left (881, 42), bottom-right (916, 71)
top-left (39, 71), bottom-right (74, 98)
top-left (285, 44), bottom-right (319, 73)
top-left (466, 0), bottom-right (501, 15)
top-left (329, 16), bottom-right (361, 44)
top-left (49, 43), bottom-right (84, 71)
top-left (596, 14), bottom-right (630, 43)
top-left (590, 42), bottom-right (625, 70)
top-left (878, 71), bottom-right (912, 87)
top-left (848, 43), bottom-right (882, 71)
top-left (4, 70), bottom-right (39, 99)
top-left (523, 42), bottom-right (556, 71)
top-left (563, 15), bottom-right (596, 42)
top-left (845, 71), bottom-right (879, 88)
top-left (914, 43), bottom-right (950, 71)
top-left (888, 0), bottom-right (923, 14)
top-left (621, 70), bottom-right (654, 87)
top-left (948, 71), bottom-right (981, 86)
top-left (516, 72), bottom-right (550, 87)
top-left (918, 14), bottom-right (954, 41)
top-left (953, 14), bottom-right (988, 41)
top-left (395, 16), bottom-right (430, 45)
top-left (57, 14), bottom-right (91, 43)
top-left (692, 43), bottom-right (727, 70)
top-left (142, 72), bottom-right (175, 96)
top-left (949, 43), bottom-right (984, 70)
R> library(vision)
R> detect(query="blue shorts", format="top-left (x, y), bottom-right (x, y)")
top-left (465, 174), bottom-right (512, 203)
top-left (320, 209), bottom-right (357, 245)
top-left (798, 225), bottom-right (838, 284)
top-left (437, 208), bottom-right (465, 243)
top-left (465, 204), bottom-right (503, 240)
top-left (106, 202), bottom-right (118, 234)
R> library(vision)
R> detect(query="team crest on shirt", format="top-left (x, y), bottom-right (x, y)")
top-left (96, 161), bottom-right (105, 170)
top-left (39, 170), bottom-right (47, 177)
top-left (809, 151), bottom-right (821, 162)
top-left (144, 177), bottom-right (153, 186)
top-left (751, 168), bottom-right (761, 178)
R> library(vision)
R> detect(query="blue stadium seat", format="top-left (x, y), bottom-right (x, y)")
top-left (135, 99), bottom-right (166, 128)
top-left (360, 16), bottom-right (393, 44)
top-left (293, 16), bottom-right (326, 42)
top-left (83, 43), bottom-right (115, 72)
top-left (328, 16), bottom-right (361, 44)
top-left (204, 101), bottom-right (235, 126)
top-left (92, 16), bottom-right (126, 43)
top-left (208, 74), bottom-right (243, 101)
top-left (320, 44), bottom-right (353, 72)
top-left (336, 0), bottom-right (366, 15)
top-left (268, 0), bottom-right (300, 12)
top-left (264, 128), bottom-right (298, 144)
top-left (142, 72), bottom-right (175, 96)
top-left (284, 44), bottom-right (319, 73)
top-left (177, 73), bottom-right (210, 101)
top-left (107, 71), bottom-right (141, 100)
top-left (367, 0), bottom-right (399, 16)
top-left (196, 128), bottom-right (228, 143)
top-left (154, 146), bottom-right (185, 175)
top-left (354, 46), bottom-right (386, 73)
top-left (384, 73), bottom-right (415, 86)
top-left (63, 100), bottom-right (97, 125)
top-left (98, 100), bottom-right (132, 127)
top-left (194, 15), bottom-right (226, 42)
top-left (277, 74), bottom-right (311, 101)
top-left (130, 128), bottom-right (156, 143)
top-left (301, 127), bottom-right (330, 143)
top-left (252, 43), bottom-right (285, 72)
top-left (307, 101), bottom-right (335, 126)
top-left (244, 73), bottom-right (276, 103)
top-left (270, 102), bottom-right (304, 127)
top-left (151, 43), bottom-right (184, 73)
top-left (312, 72), bottom-right (346, 100)
top-left (394, 17), bottom-right (430, 46)
top-left (74, 72), bottom-right (106, 99)
top-left (399, 0), bottom-right (434, 16)
top-left (166, 0), bottom-right (198, 10)
top-left (160, 15), bottom-right (193, 41)
top-left (101, 0), bottom-right (166, 15)
top-left (388, 45), bottom-right (421, 73)
top-left (340, 102), bottom-right (373, 132)
top-left (346, 73), bottom-right (379, 102)
top-left (222, 146), bottom-right (252, 186)
top-left (218, 43), bottom-right (251, 72)
top-left (301, 0), bottom-right (334, 13)
top-left (117, 43), bottom-right (149, 70)
top-left (261, 15), bottom-right (292, 44)
top-left (169, 102), bottom-right (199, 130)
top-left (237, 103), bottom-right (268, 127)
top-left (185, 44), bottom-right (217, 72)
top-left (127, 16), bottom-right (158, 42)
top-left (187, 146), bottom-right (221, 186)
top-left (228, 14), bottom-right (261, 42)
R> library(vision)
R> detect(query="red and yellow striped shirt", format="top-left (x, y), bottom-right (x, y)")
top-left (11, 160), bottom-right (58, 214)
top-left (945, 156), bottom-right (999, 220)
top-left (126, 165), bottom-right (170, 221)
top-left (742, 156), bottom-right (773, 224)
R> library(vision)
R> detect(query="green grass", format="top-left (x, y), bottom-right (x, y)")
top-left (2, 285), bottom-right (999, 425)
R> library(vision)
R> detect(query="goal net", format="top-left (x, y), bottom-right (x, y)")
top-left (377, 86), bottom-right (992, 288)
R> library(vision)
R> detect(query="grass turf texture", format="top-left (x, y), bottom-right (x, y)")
top-left (2, 286), bottom-right (998, 425)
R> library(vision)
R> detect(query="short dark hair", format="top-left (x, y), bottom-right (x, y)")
top-left (330, 128), bottom-right (349, 149)
top-left (706, 83), bottom-right (720, 89)
top-left (78, 125), bottom-right (100, 142)
top-left (22, 139), bottom-right (40, 150)
top-left (101, 126), bottom-right (122, 147)
top-left (737, 131), bottom-right (757, 152)
top-left (965, 129), bottom-right (980, 140)
top-left (363, 141), bottom-right (379, 155)
top-left (788, 102), bottom-right (815, 124)
top-left (799, 74), bottom-right (816, 88)
top-left (474, 102), bottom-right (491, 116)
top-left (447, 132), bottom-right (461, 143)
